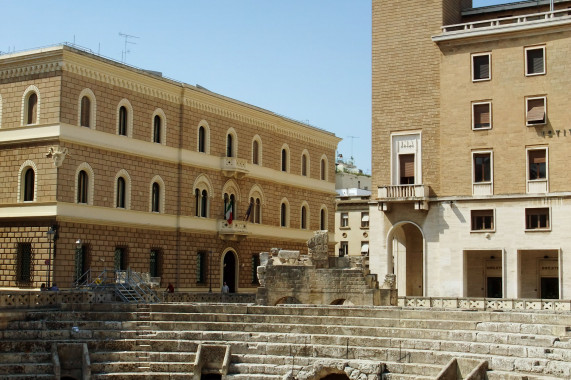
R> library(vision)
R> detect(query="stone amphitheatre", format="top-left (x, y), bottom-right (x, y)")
top-left (1, 233), bottom-right (571, 379)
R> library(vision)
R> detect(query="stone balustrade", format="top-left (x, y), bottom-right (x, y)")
top-left (399, 296), bottom-right (571, 311)
top-left (220, 157), bottom-right (248, 178)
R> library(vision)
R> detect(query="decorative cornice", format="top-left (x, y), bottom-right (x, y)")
top-left (0, 61), bottom-right (63, 80)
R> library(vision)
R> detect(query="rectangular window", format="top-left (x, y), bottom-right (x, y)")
top-left (197, 251), bottom-right (207, 284)
top-left (525, 46), bottom-right (545, 76)
top-left (399, 154), bottom-right (415, 185)
top-left (473, 152), bottom-right (491, 183)
top-left (360, 241), bottom-right (369, 255)
top-left (339, 241), bottom-right (348, 257)
top-left (525, 207), bottom-right (550, 230)
top-left (16, 243), bottom-right (32, 284)
top-left (341, 212), bottom-right (349, 228)
top-left (526, 97), bottom-right (546, 126)
top-left (472, 53), bottom-right (491, 81)
top-left (150, 249), bottom-right (161, 278)
top-left (361, 212), bottom-right (369, 228)
top-left (528, 149), bottom-right (547, 180)
top-left (472, 102), bottom-right (491, 130)
top-left (471, 209), bottom-right (494, 231)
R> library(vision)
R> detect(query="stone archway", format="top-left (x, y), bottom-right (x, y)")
top-left (275, 296), bottom-right (301, 305)
top-left (387, 221), bottom-right (424, 297)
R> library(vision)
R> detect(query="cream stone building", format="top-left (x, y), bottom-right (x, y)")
top-left (0, 45), bottom-right (340, 292)
top-left (371, 0), bottom-right (571, 299)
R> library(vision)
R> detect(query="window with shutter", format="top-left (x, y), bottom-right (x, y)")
top-left (525, 46), bottom-right (545, 76)
top-left (526, 97), bottom-right (546, 125)
top-left (472, 53), bottom-right (490, 81)
top-left (399, 154), bottom-right (415, 184)
top-left (473, 103), bottom-right (491, 129)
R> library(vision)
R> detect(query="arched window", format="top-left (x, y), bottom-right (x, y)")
top-left (195, 188), bottom-right (209, 217)
top-left (252, 139), bottom-right (259, 165)
top-left (320, 207), bottom-right (328, 230)
top-left (151, 182), bottom-right (160, 212)
top-left (320, 157), bottom-right (327, 180)
top-left (301, 205), bottom-right (308, 229)
top-left (27, 93), bottom-right (38, 125)
top-left (198, 126), bottom-right (206, 153)
top-left (248, 197), bottom-right (262, 224)
top-left (227, 134), bottom-right (234, 157)
top-left (80, 96), bottom-right (91, 128)
top-left (77, 170), bottom-right (89, 204)
top-left (280, 202), bottom-right (288, 227)
top-left (116, 177), bottom-right (126, 208)
top-left (195, 188), bottom-right (200, 217)
top-left (23, 168), bottom-right (35, 202)
top-left (118, 106), bottom-right (127, 136)
top-left (153, 115), bottom-right (161, 143)
top-left (301, 153), bottom-right (308, 176)
top-left (281, 148), bottom-right (287, 172)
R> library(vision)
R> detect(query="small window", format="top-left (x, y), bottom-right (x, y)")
top-left (320, 208), bottom-right (327, 230)
top-left (150, 249), bottom-right (161, 278)
top-left (472, 53), bottom-right (491, 81)
top-left (301, 205), bottom-right (308, 229)
top-left (252, 140), bottom-right (259, 164)
top-left (280, 202), bottom-right (288, 227)
top-left (528, 149), bottom-right (547, 180)
top-left (151, 182), bottom-right (160, 212)
top-left (281, 148), bottom-right (288, 172)
top-left (526, 97), bottom-right (546, 126)
top-left (360, 242), bottom-right (369, 255)
top-left (196, 251), bottom-right (207, 284)
top-left (301, 153), bottom-right (308, 176)
top-left (201, 190), bottom-right (208, 217)
top-left (339, 241), bottom-right (348, 257)
top-left (198, 126), bottom-right (206, 153)
top-left (116, 177), bottom-right (126, 208)
top-left (341, 212), bottom-right (349, 228)
top-left (16, 242), bottom-right (32, 284)
top-left (226, 134), bottom-right (234, 157)
top-left (118, 106), bottom-right (128, 136)
top-left (525, 46), bottom-right (545, 76)
top-left (320, 158), bottom-right (327, 180)
top-left (153, 115), bottom-right (162, 144)
top-left (471, 209), bottom-right (494, 231)
top-left (77, 170), bottom-right (89, 204)
top-left (80, 96), bottom-right (91, 128)
top-left (399, 154), bottom-right (415, 185)
top-left (473, 102), bottom-right (491, 130)
top-left (473, 153), bottom-right (491, 183)
top-left (525, 207), bottom-right (550, 230)
top-left (361, 212), bottom-right (369, 228)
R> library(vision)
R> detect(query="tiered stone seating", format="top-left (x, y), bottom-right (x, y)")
top-left (1, 302), bottom-right (570, 379)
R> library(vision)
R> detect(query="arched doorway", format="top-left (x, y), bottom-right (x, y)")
top-left (321, 374), bottom-right (350, 380)
top-left (387, 221), bottom-right (424, 296)
top-left (223, 250), bottom-right (237, 293)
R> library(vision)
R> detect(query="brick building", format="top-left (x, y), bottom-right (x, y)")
top-left (370, 0), bottom-right (571, 299)
top-left (0, 45), bottom-right (340, 292)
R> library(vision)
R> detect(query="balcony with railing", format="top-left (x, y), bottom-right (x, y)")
top-left (218, 219), bottom-right (249, 241)
top-left (377, 184), bottom-right (430, 211)
top-left (434, 8), bottom-right (571, 42)
top-left (221, 157), bottom-right (248, 179)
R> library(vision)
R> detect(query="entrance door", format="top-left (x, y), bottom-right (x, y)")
top-left (486, 277), bottom-right (502, 298)
top-left (223, 251), bottom-right (237, 293)
top-left (541, 277), bottom-right (559, 299)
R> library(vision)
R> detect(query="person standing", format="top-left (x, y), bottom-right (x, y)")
top-left (222, 282), bottom-right (229, 293)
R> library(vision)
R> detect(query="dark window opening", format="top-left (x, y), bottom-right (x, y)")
top-left (27, 93), bottom-right (38, 125)
top-left (77, 170), bottom-right (88, 204)
top-left (16, 242), bottom-right (32, 284)
top-left (153, 115), bottom-right (162, 143)
top-left (80, 96), bottom-right (91, 128)
top-left (399, 154), bottom-right (415, 185)
top-left (473, 153), bottom-right (491, 183)
top-left (118, 106), bottom-right (127, 136)
top-left (23, 168), bottom-right (34, 202)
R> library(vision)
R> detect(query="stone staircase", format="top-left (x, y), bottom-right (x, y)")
top-left (1, 303), bottom-right (571, 379)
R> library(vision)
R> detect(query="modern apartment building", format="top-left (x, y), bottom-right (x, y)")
top-left (0, 45), bottom-right (340, 291)
top-left (371, 0), bottom-right (571, 299)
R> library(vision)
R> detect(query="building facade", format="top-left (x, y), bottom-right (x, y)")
top-left (371, 0), bottom-right (571, 299)
top-left (0, 45), bottom-right (340, 292)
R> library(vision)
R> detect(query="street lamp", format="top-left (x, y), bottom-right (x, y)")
top-left (208, 250), bottom-right (213, 293)
top-left (46, 227), bottom-right (55, 288)
top-left (74, 239), bottom-right (82, 285)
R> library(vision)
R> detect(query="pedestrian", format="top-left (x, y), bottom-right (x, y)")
top-left (40, 283), bottom-right (47, 291)
top-left (222, 282), bottom-right (229, 293)
top-left (166, 283), bottom-right (174, 293)
top-left (50, 283), bottom-right (59, 291)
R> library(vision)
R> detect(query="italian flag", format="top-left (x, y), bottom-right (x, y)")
top-left (225, 200), bottom-right (233, 224)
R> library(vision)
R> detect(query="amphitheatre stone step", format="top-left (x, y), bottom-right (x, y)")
top-left (228, 362), bottom-right (302, 376)
top-left (91, 360), bottom-right (195, 373)
top-left (89, 350), bottom-right (195, 363)
top-left (383, 361), bottom-right (443, 377)
top-left (381, 374), bottom-right (433, 380)
top-left (91, 372), bottom-right (191, 379)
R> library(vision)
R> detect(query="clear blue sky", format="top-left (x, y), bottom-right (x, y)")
top-left (1, 1), bottom-right (512, 175)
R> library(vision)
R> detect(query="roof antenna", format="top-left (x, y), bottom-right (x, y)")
top-left (346, 136), bottom-right (359, 164)
top-left (119, 32), bottom-right (139, 63)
